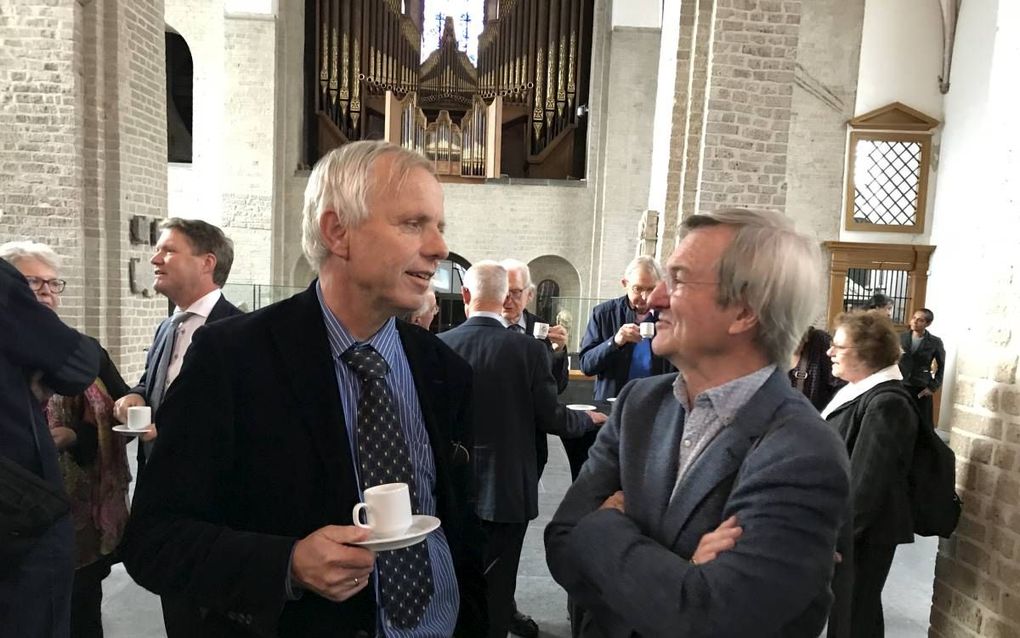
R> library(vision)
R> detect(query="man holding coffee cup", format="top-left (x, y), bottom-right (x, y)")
top-left (574, 256), bottom-right (675, 478)
top-left (440, 261), bottom-right (603, 638)
top-left (121, 142), bottom-right (486, 638)
top-left (112, 218), bottom-right (241, 475)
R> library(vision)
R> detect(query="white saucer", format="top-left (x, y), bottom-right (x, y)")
top-left (566, 404), bottom-right (597, 411)
top-left (350, 515), bottom-right (441, 552)
top-left (112, 425), bottom-right (151, 437)
top-left (606, 398), bottom-right (617, 402)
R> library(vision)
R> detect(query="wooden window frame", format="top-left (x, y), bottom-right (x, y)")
top-left (844, 102), bottom-right (940, 234)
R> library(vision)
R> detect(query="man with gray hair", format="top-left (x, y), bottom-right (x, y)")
top-left (121, 141), bottom-right (486, 637)
top-left (546, 208), bottom-right (850, 637)
top-left (572, 254), bottom-right (675, 479)
top-left (439, 261), bottom-right (603, 638)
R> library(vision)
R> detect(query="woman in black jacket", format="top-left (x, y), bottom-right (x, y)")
top-left (821, 311), bottom-right (918, 638)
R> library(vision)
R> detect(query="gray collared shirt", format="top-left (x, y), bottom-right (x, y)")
top-left (671, 365), bottom-right (776, 493)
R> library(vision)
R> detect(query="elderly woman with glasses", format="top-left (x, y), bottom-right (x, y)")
top-left (0, 241), bottom-right (132, 638)
top-left (820, 311), bottom-right (919, 638)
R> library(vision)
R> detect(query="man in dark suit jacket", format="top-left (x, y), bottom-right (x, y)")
top-left (114, 217), bottom-right (241, 471)
top-left (500, 259), bottom-right (571, 638)
top-left (1, 257), bottom-right (101, 638)
top-left (898, 308), bottom-right (945, 429)
top-left (572, 256), bottom-right (675, 479)
top-left (439, 261), bottom-right (602, 638)
top-left (546, 209), bottom-right (850, 637)
top-left (120, 141), bottom-right (486, 638)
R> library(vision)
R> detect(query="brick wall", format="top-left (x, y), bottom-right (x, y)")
top-left (697, 0), bottom-right (802, 214)
top-left (924, 1), bottom-right (1020, 634)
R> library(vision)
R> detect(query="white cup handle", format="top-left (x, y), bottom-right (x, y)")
top-left (352, 503), bottom-right (372, 530)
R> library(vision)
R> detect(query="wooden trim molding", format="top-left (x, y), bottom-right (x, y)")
top-left (822, 241), bottom-right (936, 330)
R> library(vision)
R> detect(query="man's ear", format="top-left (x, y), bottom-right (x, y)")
top-left (319, 210), bottom-right (350, 259)
top-left (620, 277), bottom-right (628, 290)
top-left (727, 302), bottom-right (759, 337)
top-left (202, 253), bottom-right (217, 279)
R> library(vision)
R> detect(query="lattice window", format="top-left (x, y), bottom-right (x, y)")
top-left (853, 140), bottom-right (922, 226)
top-left (844, 103), bottom-right (939, 234)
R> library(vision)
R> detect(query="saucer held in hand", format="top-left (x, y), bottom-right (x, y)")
top-left (350, 515), bottom-right (441, 552)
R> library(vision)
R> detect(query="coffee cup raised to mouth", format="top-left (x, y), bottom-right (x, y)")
top-left (639, 322), bottom-right (656, 339)
top-left (352, 482), bottom-right (413, 537)
top-left (127, 406), bottom-right (152, 431)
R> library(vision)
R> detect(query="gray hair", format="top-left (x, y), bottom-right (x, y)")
top-left (301, 141), bottom-right (436, 271)
top-left (0, 240), bottom-right (62, 272)
top-left (500, 258), bottom-right (533, 291)
top-left (624, 255), bottom-right (664, 282)
top-left (463, 260), bottom-right (509, 304)
top-left (679, 208), bottom-right (822, 367)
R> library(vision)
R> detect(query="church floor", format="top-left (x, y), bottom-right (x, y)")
top-left (101, 438), bottom-right (937, 637)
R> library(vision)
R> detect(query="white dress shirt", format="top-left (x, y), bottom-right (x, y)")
top-left (166, 288), bottom-right (222, 387)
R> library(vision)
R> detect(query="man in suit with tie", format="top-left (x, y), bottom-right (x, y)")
top-left (898, 308), bottom-right (945, 429)
top-left (120, 141), bottom-right (486, 637)
top-left (498, 258), bottom-right (570, 638)
top-left (439, 261), bottom-right (602, 638)
top-left (546, 208), bottom-right (851, 637)
top-left (113, 217), bottom-right (241, 465)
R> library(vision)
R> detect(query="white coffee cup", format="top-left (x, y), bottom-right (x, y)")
top-left (352, 482), bottom-right (413, 537)
top-left (533, 322), bottom-right (550, 339)
top-left (639, 322), bottom-right (656, 338)
top-left (127, 406), bottom-right (152, 431)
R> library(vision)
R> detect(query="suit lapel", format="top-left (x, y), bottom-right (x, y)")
top-left (642, 397), bottom-right (685, 521)
top-left (269, 286), bottom-right (358, 506)
top-left (662, 370), bottom-right (790, 545)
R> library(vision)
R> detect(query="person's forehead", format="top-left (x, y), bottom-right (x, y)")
top-left (670, 226), bottom-right (732, 271)
top-left (507, 269), bottom-right (527, 288)
top-left (17, 257), bottom-right (56, 277)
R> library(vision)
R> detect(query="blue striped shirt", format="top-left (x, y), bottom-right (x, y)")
top-left (316, 284), bottom-right (459, 637)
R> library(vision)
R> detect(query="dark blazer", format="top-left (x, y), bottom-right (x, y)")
top-left (522, 308), bottom-right (569, 393)
top-left (522, 308), bottom-right (569, 474)
top-left (578, 295), bottom-right (675, 401)
top-left (898, 330), bottom-right (945, 390)
top-left (129, 293), bottom-right (243, 402)
top-left (439, 316), bottom-right (592, 523)
top-left (1, 258), bottom-right (99, 630)
top-left (545, 370), bottom-right (850, 638)
top-left (824, 380), bottom-right (918, 545)
top-left (120, 284), bottom-right (486, 638)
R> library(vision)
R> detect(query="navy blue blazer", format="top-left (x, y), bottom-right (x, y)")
top-left (121, 283), bottom-right (486, 637)
top-left (546, 370), bottom-right (850, 637)
top-left (578, 295), bottom-right (675, 400)
top-left (129, 293), bottom-right (243, 403)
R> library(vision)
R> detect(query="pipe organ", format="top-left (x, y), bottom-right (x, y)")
top-left (308, 0), bottom-right (592, 179)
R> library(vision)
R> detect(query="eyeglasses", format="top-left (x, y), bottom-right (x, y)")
top-left (829, 344), bottom-right (855, 351)
top-left (25, 276), bottom-right (66, 293)
top-left (506, 288), bottom-right (525, 301)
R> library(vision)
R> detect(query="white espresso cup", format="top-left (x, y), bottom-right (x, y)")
top-left (127, 406), bottom-right (152, 431)
top-left (352, 482), bottom-right (413, 537)
top-left (639, 321), bottom-right (656, 339)
top-left (532, 322), bottom-right (550, 339)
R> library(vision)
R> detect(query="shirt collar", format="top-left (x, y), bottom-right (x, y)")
top-left (472, 310), bottom-right (509, 326)
top-left (820, 364), bottom-right (903, 419)
top-left (673, 364), bottom-right (776, 426)
top-left (315, 281), bottom-right (400, 368)
top-left (175, 288), bottom-right (221, 318)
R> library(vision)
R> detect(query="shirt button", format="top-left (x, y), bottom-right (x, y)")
top-left (683, 439), bottom-right (692, 447)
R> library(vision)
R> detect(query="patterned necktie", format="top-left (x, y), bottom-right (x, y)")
top-left (508, 324), bottom-right (525, 334)
top-left (150, 311), bottom-right (193, 411)
top-left (341, 344), bottom-right (434, 628)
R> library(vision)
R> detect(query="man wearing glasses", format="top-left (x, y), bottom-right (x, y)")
top-left (575, 256), bottom-right (675, 479)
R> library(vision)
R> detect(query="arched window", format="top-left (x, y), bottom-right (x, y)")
top-left (165, 29), bottom-right (194, 163)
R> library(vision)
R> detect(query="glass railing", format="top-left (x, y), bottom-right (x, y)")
top-left (221, 283), bottom-right (306, 313)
